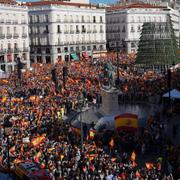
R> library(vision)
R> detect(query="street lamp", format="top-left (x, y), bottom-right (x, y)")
top-left (3, 116), bottom-right (13, 173)
top-left (115, 42), bottom-right (120, 88)
top-left (77, 96), bottom-right (89, 148)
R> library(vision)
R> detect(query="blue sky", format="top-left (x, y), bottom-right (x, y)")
top-left (91, 0), bottom-right (116, 3)
top-left (20, 0), bottom-right (116, 4)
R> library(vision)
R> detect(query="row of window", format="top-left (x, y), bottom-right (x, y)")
top-left (0, 26), bottom-right (26, 34)
top-left (107, 16), bottom-right (165, 24)
top-left (32, 44), bottom-right (105, 54)
top-left (0, 14), bottom-right (27, 23)
top-left (0, 42), bottom-right (27, 50)
top-left (29, 25), bottom-right (104, 34)
top-left (29, 14), bottom-right (104, 24)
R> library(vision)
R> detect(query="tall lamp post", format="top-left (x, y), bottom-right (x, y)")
top-left (3, 116), bottom-right (13, 173)
top-left (115, 42), bottom-right (120, 88)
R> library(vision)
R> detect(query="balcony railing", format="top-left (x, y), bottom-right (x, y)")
top-left (12, 21), bottom-right (18, 24)
top-left (7, 49), bottom-right (13, 53)
top-left (0, 34), bottom-right (5, 39)
top-left (22, 34), bottom-right (27, 38)
top-left (100, 30), bottom-right (104, 33)
top-left (7, 34), bottom-right (12, 39)
top-left (21, 20), bottom-right (27, 24)
top-left (0, 49), bottom-right (6, 54)
top-left (14, 48), bottom-right (20, 53)
top-left (76, 30), bottom-right (80, 34)
top-left (93, 30), bottom-right (97, 33)
top-left (13, 34), bottom-right (19, 39)
top-left (23, 48), bottom-right (29, 52)
top-left (57, 31), bottom-right (62, 34)
top-left (6, 20), bottom-right (11, 24)
top-left (64, 31), bottom-right (69, 34)
top-left (70, 31), bottom-right (74, 34)
top-left (69, 41), bottom-right (75, 45)
top-left (87, 31), bottom-right (91, 33)
top-left (0, 20), bottom-right (4, 24)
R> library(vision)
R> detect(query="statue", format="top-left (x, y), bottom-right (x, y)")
top-left (103, 62), bottom-right (115, 87)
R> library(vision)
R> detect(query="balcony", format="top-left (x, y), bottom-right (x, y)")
top-left (76, 30), bottom-right (80, 34)
top-left (70, 31), bottom-right (74, 34)
top-left (6, 20), bottom-right (11, 24)
top-left (14, 48), bottom-right (20, 53)
top-left (7, 34), bottom-right (12, 39)
top-left (12, 21), bottom-right (18, 24)
top-left (7, 49), bottom-right (13, 53)
top-left (93, 30), bottom-right (97, 33)
top-left (13, 34), bottom-right (19, 39)
top-left (22, 34), bottom-right (27, 38)
top-left (69, 41), bottom-right (75, 45)
top-left (21, 20), bottom-right (27, 24)
top-left (100, 30), bottom-right (104, 33)
top-left (64, 31), bottom-right (69, 34)
top-left (56, 19), bottom-right (61, 23)
top-left (0, 20), bottom-right (4, 24)
top-left (82, 29), bottom-right (86, 33)
top-left (87, 31), bottom-right (91, 34)
top-left (57, 31), bottom-right (62, 34)
top-left (0, 49), bottom-right (6, 54)
top-left (23, 48), bottom-right (29, 52)
top-left (56, 42), bottom-right (64, 46)
top-left (0, 34), bottom-right (5, 39)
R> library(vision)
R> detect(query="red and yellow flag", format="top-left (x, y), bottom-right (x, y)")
top-left (31, 134), bottom-right (46, 147)
top-left (109, 138), bottom-right (115, 148)
top-left (131, 151), bottom-right (136, 161)
top-left (115, 113), bottom-right (138, 131)
top-left (145, 162), bottom-right (154, 170)
top-left (1, 97), bottom-right (7, 103)
top-left (89, 129), bottom-right (95, 140)
top-left (34, 151), bottom-right (41, 163)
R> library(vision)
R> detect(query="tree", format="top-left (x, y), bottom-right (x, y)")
top-left (136, 14), bottom-right (179, 67)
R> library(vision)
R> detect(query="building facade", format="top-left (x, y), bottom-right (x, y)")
top-left (0, 3), bottom-right (30, 72)
top-left (27, 1), bottom-right (106, 64)
top-left (106, 3), bottom-right (179, 53)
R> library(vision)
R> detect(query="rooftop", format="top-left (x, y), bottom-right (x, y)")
top-left (26, 1), bottom-right (97, 8)
top-left (107, 2), bottom-right (166, 11)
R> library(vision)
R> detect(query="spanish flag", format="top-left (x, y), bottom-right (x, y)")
top-left (145, 162), bottom-right (154, 170)
top-left (115, 113), bottom-right (138, 132)
top-left (31, 134), bottom-right (46, 147)
top-left (131, 151), bottom-right (136, 161)
top-left (109, 138), bottom-right (115, 148)
top-left (1, 97), bottom-right (7, 103)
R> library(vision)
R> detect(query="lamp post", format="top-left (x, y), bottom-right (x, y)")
top-left (115, 42), bottom-right (120, 88)
top-left (3, 116), bottom-right (13, 173)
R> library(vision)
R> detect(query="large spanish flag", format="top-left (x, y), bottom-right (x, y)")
top-left (115, 113), bottom-right (138, 132)
top-left (31, 134), bottom-right (46, 147)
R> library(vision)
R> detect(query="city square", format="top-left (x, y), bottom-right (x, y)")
top-left (0, 0), bottom-right (180, 179)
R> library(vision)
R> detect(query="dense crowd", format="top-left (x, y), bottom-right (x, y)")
top-left (0, 56), bottom-right (180, 179)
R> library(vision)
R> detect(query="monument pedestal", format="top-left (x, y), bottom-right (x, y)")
top-left (99, 86), bottom-right (119, 116)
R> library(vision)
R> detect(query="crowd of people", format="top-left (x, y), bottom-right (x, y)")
top-left (0, 55), bottom-right (179, 179)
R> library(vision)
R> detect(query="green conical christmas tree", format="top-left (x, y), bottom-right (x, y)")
top-left (136, 15), bottom-right (179, 66)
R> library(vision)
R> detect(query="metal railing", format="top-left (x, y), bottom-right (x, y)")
top-left (13, 34), bottom-right (19, 38)
top-left (0, 34), bottom-right (5, 39)
top-left (7, 34), bottom-right (12, 39)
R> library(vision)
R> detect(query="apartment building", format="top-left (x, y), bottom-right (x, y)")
top-left (106, 3), bottom-right (179, 53)
top-left (0, 3), bottom-right (30, 72)
top-left (27, 1), bottom-right (106, 64)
